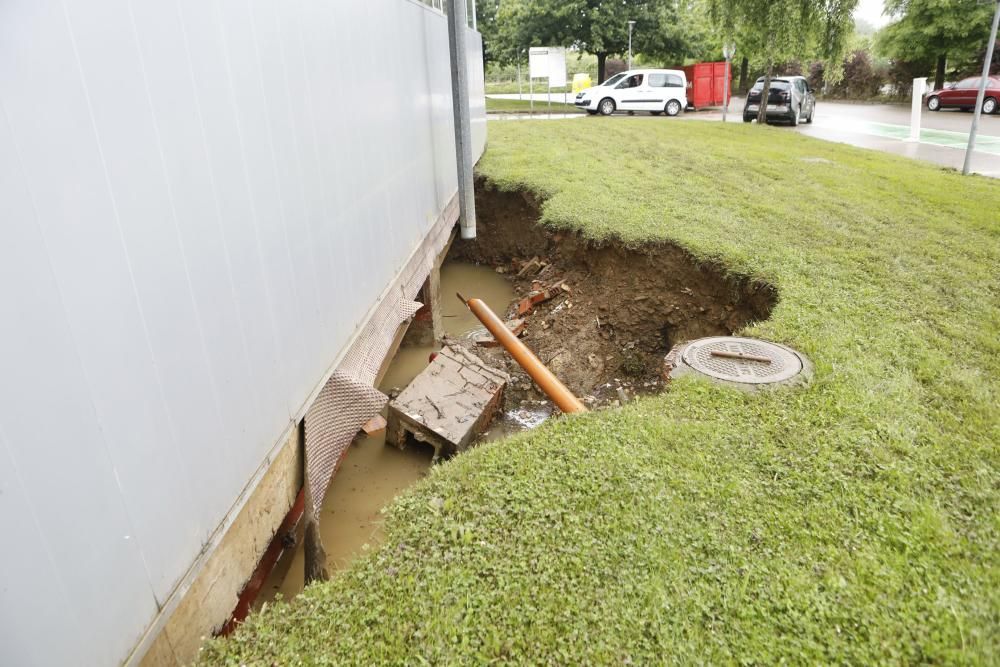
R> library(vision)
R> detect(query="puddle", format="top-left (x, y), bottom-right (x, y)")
top-left (439, 261), bottom-right (515, 343)
top-left (256, 261), bottom-right (515, 605)
top-left (481, 403), bottom-right (553, 442)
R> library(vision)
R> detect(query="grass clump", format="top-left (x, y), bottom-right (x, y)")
top-left (202, 120), bottom-right (999, 665)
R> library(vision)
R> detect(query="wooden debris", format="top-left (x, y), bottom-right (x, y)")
top-left (516, 281), bottom-right (570, 316)
top-left (473, 318), bottom-right (526, 347)
top-left (516, 256), bottom-right (542, 277)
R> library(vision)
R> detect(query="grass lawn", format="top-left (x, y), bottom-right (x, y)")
top-left (202, 121), bottom-right (999, 664)
top-left (485, 96), bottom-right (581, 114)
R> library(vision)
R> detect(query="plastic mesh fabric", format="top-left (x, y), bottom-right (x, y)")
top-left (303, 215), bottom-right (456, 515)
top-left (304, 370), bottom-right (387, 515)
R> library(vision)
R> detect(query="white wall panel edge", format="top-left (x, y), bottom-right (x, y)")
top-left (124, 188), bottom-right (465, 667)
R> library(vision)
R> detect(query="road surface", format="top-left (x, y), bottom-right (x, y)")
top-left (689, 98), bottom-right (1000, 178)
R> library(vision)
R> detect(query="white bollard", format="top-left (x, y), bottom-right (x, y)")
top-left (909, 77), bottom-right (927, 142)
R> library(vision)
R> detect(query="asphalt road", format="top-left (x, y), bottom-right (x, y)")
top-left (689, 98), bottom-right (1000, 178)
top-left (486, 95), bottom-right (1000, 178)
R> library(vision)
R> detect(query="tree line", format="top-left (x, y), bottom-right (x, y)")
top-left (477, 0), bottom-right (999, 100)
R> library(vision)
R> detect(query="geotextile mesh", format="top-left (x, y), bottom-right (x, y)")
top-left (303, 216), bottom-right (455, 515)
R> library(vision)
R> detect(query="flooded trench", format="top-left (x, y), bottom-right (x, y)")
top-left (257, 261), bottom-right (515, 604)
top-left (259, 183), bottom-right (776, 605)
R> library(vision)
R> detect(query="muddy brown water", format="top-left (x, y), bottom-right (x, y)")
top-left (258, 261), bottom-right (515, 604)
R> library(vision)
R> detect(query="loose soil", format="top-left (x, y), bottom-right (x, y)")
top-left (447, 180), bottom-right (778, 409)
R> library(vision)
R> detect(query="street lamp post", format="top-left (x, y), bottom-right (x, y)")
top-left (722, 43), bottom-right (736, 123)
top-left (628, 20), bottom-right (636, 70)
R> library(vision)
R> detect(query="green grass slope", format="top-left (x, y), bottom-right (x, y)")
top-left (202, 120), bottom-right (999, 665)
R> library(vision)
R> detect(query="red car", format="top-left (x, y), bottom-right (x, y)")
top-left (926, 76), bottom-right (1000, 114)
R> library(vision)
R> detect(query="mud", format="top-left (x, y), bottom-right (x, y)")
top-left (257, 262), bottom-right (515, 604)
top-left (447, 180), bottom-right (777, 407)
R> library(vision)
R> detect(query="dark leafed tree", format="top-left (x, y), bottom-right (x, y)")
top-left (583, 1), bottom-right (664, 80)
top-left (496, 0), bottom-right (676, 82)
top-left (710, 0), bottom-right (859, 123)
top-left (475, 0), bottom-right (509, 65)
top-left (642, 0), bottom-right (721, 65)
top-left (878, 0), bottom-right (996, 90)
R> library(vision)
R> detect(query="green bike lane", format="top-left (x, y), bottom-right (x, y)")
top-left (865, 121), bottom-right (1000, 155)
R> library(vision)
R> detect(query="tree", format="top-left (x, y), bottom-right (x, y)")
top-left (710, 0), bottom-right (859, 123)
top-left (641, 0), bottom-right (720, 65)
top-left (826, 49), bottom-right (886, 97)
top-left (494, 0), bottom-right (690, 82)
top-left (878, 0), bottom-right (996, 90)
top-left (476, 0), bottom-right (506, 65)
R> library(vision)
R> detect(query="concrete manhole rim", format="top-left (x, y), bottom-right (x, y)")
top-left (678, 336), bottom-right (806, 385)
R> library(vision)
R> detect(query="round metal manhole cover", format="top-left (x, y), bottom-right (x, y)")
top-left (681, 337), bottom-right (803, 385)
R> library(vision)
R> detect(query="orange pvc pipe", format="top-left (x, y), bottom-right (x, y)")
top-left (458, 293), bottom-right (587, 414)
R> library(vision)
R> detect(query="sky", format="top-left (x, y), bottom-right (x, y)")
top-left (854, 0), bottom-right (889, 28)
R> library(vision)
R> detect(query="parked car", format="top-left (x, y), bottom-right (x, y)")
top-left (743, 75), bottom-right (816, 125)
top-left (574, 69), bottom-right (688, 116)
top-left (926, 77), bottom-right (1000, 114)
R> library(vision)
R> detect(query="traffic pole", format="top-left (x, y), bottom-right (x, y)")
top-left (722, 43), bottom-right (735, 123)
top-left (963, 0), bottom-right (1000, 175)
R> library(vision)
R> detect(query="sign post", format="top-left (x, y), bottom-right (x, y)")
top-left (963, 0), bottom-right (1000, 175)
top-left (517, 55), bottom-right (523, 101)
top-left (528, 47), bottom-right (566, 118)
top-left (722, 43), bottom-right (736, 122)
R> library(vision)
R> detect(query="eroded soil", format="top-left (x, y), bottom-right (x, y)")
top-left (447, 180), bottom-right (777, 409)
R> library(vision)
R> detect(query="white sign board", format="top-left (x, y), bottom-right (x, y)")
top-left (528, 47), bottom-right (549, 78)
top-left (547, 49), bottom-right (567, 87)
top-left (528, 47), bottom-right (567, 87)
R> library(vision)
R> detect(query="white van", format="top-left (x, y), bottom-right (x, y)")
top-left (574, 69), bottom-right (688, 116)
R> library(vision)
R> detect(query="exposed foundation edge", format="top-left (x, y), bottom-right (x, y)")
top-left (128, 193), bottom-right (461, 667)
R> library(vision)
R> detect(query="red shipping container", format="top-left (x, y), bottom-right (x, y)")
top-left (682, 61), bottom-right (732, 110)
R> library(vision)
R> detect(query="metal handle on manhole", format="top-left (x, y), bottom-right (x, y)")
top-left (710, 350), bottom-right (772, 364)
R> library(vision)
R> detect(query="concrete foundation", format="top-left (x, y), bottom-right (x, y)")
top-left (137, 425), bottom-right (301, 667)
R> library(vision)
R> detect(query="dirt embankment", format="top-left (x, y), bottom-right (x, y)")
top-left (448, 180), bottom-right (778, 408)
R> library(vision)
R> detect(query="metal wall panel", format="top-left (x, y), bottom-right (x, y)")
top-left (0, 0), bottom-right (485, 663)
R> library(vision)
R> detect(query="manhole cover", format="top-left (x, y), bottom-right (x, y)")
top-left (680, 337), bottom-right (803, 385)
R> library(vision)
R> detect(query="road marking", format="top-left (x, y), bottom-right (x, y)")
top-left (862, 121), bottom-right (1000, 155)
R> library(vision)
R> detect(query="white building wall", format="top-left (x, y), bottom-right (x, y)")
top-left (0, 1), bottom-right (484, 664)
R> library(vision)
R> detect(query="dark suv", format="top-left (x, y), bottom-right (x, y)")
top-left (743, 76), bottom-right (816, 125)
